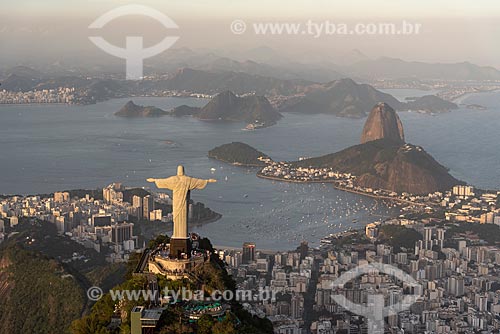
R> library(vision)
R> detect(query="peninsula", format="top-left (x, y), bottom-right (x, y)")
top-left (258, 102), bottom-right (462, 195)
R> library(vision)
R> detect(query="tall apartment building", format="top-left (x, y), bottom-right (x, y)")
top-left (132, 195), bottom-right (144, 218)
top-left (54, 192), bottom-right (70, 203)
top-left (111, 222), bottom-right (134, 244)
top-left (243, 242), bottom-right (256, 264)
top-left (143, 195), bottom-right (154, 220)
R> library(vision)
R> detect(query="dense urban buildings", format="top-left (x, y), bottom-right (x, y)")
top-left (0, 184), bottom-right (173, 262)
top-left (1, 169), bottom-right (499, 333)
top-left (211, 185), bottom-right (500, 333)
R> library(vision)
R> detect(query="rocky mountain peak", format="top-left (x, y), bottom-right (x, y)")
top-left (361, 103), bottom-right (405, 144)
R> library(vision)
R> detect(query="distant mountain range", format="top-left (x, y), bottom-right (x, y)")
top-left (1, 74), bottom-right (39, 92)
top-left (1, 53), bottom-right (478, 118)
top-left (0, 66), bottom-right (44, 91)
top-left (4, 48), bottom-right (500, 89)
top-left (152, 68), bottom-right (311, 95)
top-left (1, 64), bottom-right (458, 120)
top-left (151, 48), bottom-right (500, 81)
top-left (0, 66), bottom-right (309, 100)
top-left (344, 57), bottom-right (500, 80)
top-left (145, 48), bottom-right (500, 81)
top-left (192, 57), bottom-right (344, 83)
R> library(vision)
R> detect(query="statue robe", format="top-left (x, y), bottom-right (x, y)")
top-left (153, 176), bottom-right (209, 239)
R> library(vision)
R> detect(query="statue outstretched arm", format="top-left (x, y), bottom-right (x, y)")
top-left (188, 177), bottom-right (216, 190)
top-left (147, 176), bottom-right (177, 190)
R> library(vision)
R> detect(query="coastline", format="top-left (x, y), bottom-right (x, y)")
top-left (0, 95), bottom-right (209, 107)
top-left (0, 102), bottom-right (72, 106)
top-left (256, 173), bottom-right (426, 206)
top-left (256, 173), bottom-right (338, 184)
top-left (330, 184), bottom-right (426, 207)
top-left (452, 88), bottom-right (500, 104)
top-left (190, 212), bottom-right (223, 227)
top-left (208, 156), bottom-right (265, 168)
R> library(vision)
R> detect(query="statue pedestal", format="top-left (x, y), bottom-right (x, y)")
top-left (148, 250), bottom-right (206, 280)
top-left (170, 237), bottom-right (192, 259)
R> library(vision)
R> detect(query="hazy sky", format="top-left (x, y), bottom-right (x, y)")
top-left (5, 0), bottom-right (500, 18)
top-left (2, 0), bottom-right (500, 68)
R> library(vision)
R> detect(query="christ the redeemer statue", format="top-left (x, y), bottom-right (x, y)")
top-left (147, 165), bottom-right (216, 258)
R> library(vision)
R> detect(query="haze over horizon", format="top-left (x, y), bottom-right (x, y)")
top-left (2, 0), bottom-right (500, 69)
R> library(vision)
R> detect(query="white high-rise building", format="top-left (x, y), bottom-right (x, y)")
top-left (452, 185), bottom-right (474, 198)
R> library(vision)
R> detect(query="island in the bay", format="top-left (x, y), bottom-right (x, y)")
top-left (208, 142), bottom-right (270, 166)
top-left (404, 94), bottom-right (459, 113)
top-left (174, 90), bottom-right (282, 129)
top-left (116, 91), bottom-right (282, 129)
top-left (114, 100), bottom-right (169, 117)
top-left (111, 80), bottom-right (459, 127)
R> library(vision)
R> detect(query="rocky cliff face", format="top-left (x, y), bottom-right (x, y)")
top-left (361, 103), bottom-right (405, 144)
top-left (352, 141), bottom-right (461, 194)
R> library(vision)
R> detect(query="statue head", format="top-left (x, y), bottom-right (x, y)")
top-left (177, 165), bottom-right (185, 176)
